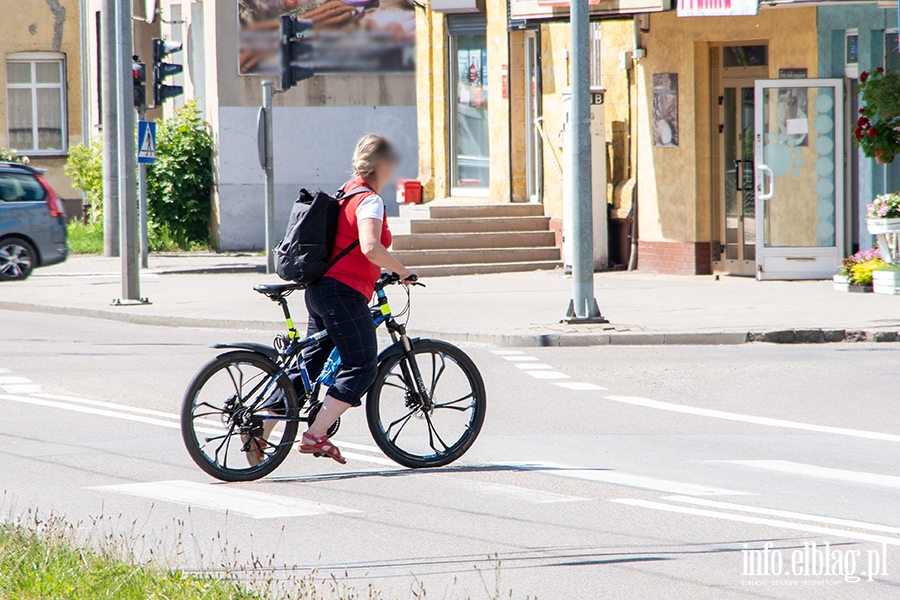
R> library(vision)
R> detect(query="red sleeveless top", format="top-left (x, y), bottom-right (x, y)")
top-left (324, 177), bottom-right (392, 299)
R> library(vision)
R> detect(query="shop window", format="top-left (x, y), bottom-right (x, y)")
top-left (5, 53), bottom-right (67, 154)
top-left (845, 30), bottom-right (859, 79)
top-left (722, 45), bottom-right (767, 68)
top-left (450, 31), bottom-right (489, 189)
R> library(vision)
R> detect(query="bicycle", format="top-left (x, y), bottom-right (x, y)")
top-left (181, 273), bottom-right (487, 482)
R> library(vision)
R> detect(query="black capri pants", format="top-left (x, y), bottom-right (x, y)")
top-left (300, 277), bottom-right (378, 407)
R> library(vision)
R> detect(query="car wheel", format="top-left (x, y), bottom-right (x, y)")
top-left (0, 237), bottom-right (37, 281)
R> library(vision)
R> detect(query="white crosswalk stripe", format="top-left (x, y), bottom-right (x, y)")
top-left (91, 480), bottom-right (360, 519)
top-left (718, 460), bottom-right (900, 490)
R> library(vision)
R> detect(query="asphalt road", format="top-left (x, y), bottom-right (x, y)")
top-left (2, 309), bottom-right (900, 599)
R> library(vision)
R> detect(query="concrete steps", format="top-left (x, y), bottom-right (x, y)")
top-left (391, 202), bottom-right (561, 276)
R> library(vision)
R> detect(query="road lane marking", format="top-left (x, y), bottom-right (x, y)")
top-left (494, 462), bottom-right (751, 496)
top-left (491, 350), bottom-right (526, 355)
top-left (514, 363), bottom-right (554, 370)
top-left (341, 452), bottom-right (398, 466)
top-left (502, 356), bottom-right (540, 362)
top-left (606, 396), bottom-right (900, 443)
top-left (339, 441), bottom-right (385, 454)
top-left (91, 480), bottom-right (359, 519)
top-left (553, 382), bottom-right (607, 391)
top-left (664, 496), bottom-right (900, 536)
top-left (0, 394), bottom-right (219, 435)
top-left (33, 393), bottom-right (180, 420)
top-left (0, 368), bottom-right (10, 374)
top-left (611, 498), bottom-right (900, 547)
top-left (718, 460), bottom-right (900, 490)
top-left (525, 371), bottom-right (570, 380)
top-left (3, 384), bottom-right (42, 394)
top-left (0, 376), bottom-right (32, 384)
top-left (448, 479), bottom-right (589, 504)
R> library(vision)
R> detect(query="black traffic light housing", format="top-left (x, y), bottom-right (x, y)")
top-left (280, 16), bottom-right (315, 91)
top-left (152, 38), bottom-right (184, 106)
top-left (132, 55), bottom-right (146, 108)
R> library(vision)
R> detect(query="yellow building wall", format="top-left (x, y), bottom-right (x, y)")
top-left (0, 0), bottom-right (84, 199)
top-left (485, 0), bottom-right (510, 203)
top-left (415, 6), bottom-right (449, 200)
top-left (635, 7), bottom-right (818, 244)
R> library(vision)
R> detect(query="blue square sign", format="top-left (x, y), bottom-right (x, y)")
top-left (137, 121), bottom-right (156, 164)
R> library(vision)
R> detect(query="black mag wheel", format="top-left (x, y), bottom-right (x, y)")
top-left (181, 351), bottom-right (300, 482)
top-left (366, 339), bottom-right (486, 468)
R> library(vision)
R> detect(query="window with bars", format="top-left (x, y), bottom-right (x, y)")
top-left (6, 55), bottom-right (67, 154)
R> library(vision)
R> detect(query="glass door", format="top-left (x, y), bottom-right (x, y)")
top-left (450, 34), bottom-right (489, 190)
top-left (754, 79), bottom-right (844, 280)
top-left (717, 80), bottom-right (757, 275)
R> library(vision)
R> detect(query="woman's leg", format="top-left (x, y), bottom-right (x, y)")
top-left (302, 279), bottom-right (378, 439)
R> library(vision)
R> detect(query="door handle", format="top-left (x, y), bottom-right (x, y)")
top-left (757, 164), bottom-right (774, 200)
top-left (733, 159), bottom-right (743, 192)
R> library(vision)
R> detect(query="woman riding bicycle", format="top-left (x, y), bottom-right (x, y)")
top-left (297, 134), bottom-right (416, 464)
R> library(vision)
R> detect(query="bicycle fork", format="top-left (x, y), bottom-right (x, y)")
top-left (376, 289), bottom-right (432, 411)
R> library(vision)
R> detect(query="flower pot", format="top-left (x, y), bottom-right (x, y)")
top-left (873, 270), bottom-right (900, 295)
top-left (866, 217), bottom-right (900, 235)
top-left (833, 274), bottom-right (873, 293)
top-left (875, 149), bottom-right (894, 164)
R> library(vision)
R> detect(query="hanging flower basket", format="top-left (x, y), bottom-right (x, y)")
top-left (855, 69), bottom-right (900, 163)
top-left (866, 192), bottom-right (900, 234)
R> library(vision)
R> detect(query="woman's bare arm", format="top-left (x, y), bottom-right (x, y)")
top-left (358, 218), bottom-right (414, 280)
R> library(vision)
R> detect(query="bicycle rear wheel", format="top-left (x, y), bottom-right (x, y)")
top-left (181, 351), bottom-right (299, 482)
top-left (366, 339), bottom-right (486, 468)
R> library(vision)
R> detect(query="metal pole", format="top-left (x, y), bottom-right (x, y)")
top-left (138, 106), bottom-right (149, 269)
top-left (565, 0), bottom-right (605, 322)
top-left (262, 80), bottom-right (276, 274)
top-left (116, 0), bottom-right (140, 300)
top-left (101, 0), bottom-right (119, 256)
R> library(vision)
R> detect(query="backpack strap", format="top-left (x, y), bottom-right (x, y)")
top-left (326, 185), bottom-right (375, 269)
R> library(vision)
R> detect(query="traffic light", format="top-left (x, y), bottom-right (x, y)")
top-left (152, 38), bottom-right (184, 106)
top-left (132, 56), bottom-right (146, 108)
top-left (280, 15), bottom-right (314, 91)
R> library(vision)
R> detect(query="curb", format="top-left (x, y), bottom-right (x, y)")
top-left (3, 300), bottom-right (900, 346)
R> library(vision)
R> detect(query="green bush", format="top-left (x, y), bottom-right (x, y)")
top-left (0, 148), bottom-right (30, 164)
top-left (64, 139), bottom-right (103, 222)
top-left (66, 220), bottom-right (104, 254)
top-left (148, 99), bottom-right (214, 248)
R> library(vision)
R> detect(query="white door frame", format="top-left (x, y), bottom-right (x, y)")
top-left (754, 78), bottom-right (844, 280)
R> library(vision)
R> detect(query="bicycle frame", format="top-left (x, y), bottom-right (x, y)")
top-left (240, 279), bottom-right (432, 423)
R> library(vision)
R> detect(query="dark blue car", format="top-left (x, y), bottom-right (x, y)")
top-left (0, 162), bottom-right (67, 280)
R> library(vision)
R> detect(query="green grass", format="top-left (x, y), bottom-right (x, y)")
top-left (66, 220), bottom-right (104, 254)
top-left (0, 522), bottom-right (260, 600)
top-left (66, 220), bottom-right (210, 254)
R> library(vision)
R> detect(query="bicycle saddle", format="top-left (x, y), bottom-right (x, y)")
top-left (253, 282), bottom-right (305, 298)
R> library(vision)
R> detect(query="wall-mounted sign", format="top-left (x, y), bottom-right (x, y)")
top-left (510, 0), bottom-right (665, 22)
top-left (778, 68), bottom-right (807, 79)
top-left (677, 0), bottom-right (758, 18)
top-left (652, 73), bottom-right (678, 148)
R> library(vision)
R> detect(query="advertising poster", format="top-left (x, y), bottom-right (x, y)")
top-left (457, 50), bottom-right (470, 106)
top-left (469, 49), bottom-right (483, 108)
top-left (652, 73), bottom-right (678, 148)
top-left (238, 0), bottom-right (415, 75)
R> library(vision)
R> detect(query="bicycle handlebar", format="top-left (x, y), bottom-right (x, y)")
top-left (375, 272), bottom-right (425, 290)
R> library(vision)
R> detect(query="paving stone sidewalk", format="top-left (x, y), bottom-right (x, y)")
top-left (2, 254), bottom-right (898, 346)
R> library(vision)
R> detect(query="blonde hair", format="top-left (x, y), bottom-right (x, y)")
top-left (351, 134), bottom-right (398, 180)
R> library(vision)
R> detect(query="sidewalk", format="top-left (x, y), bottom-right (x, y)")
top-left (2, 254), bottom-right (899, 345)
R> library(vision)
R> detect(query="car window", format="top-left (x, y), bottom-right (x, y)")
top-left (0, 172), bottom-right (45, 202)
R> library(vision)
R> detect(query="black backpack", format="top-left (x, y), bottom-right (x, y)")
top-left (274, 185), bottom-right (373, 284)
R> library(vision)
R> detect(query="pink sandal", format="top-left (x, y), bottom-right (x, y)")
top-left (299, 432), bottom-right (347, 465)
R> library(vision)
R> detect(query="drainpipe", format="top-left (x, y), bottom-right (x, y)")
top-left (79, 0), bottom-right (90, 221)
top-left (627, 15), bottom-right (642, 272)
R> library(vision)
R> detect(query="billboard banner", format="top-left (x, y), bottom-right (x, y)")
top-left (509, 0), bottom-right (666, 22)
top-left (238, 0), bottom-right (415, 75)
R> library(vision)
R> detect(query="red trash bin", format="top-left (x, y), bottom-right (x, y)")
top-left (396, 179), bottom-right (422, 204)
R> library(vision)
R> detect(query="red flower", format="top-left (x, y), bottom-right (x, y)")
top-left (869, 128), bottom-right (878, 138)
top-left (859, 108), bottom-right (866, 114)
top-left (854, 127), bottom-right (863, 140)
top-left (858, 116), bottom-right (870, 127)
top-left (860, 71), bottom-right (869, 83)
top-left (876, 67), bottom-right (884, 74)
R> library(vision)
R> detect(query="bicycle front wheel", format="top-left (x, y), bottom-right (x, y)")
top-left (366, 339), bottom-right (486, 468)
top-left (181, 351), bottom-right (300, 482)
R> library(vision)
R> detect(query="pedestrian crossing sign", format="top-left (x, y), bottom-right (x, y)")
top-left (137, 121), bottom-right (156, 164)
